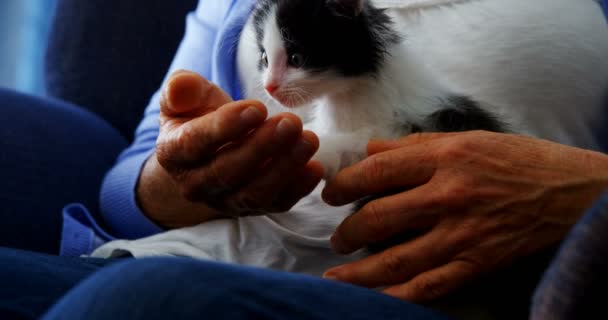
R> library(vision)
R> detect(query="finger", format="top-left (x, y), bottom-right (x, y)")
top-left (178, 113), bottom-right (304, 201)
top-left (270, 160), bottom-right (324, 213)
top-left (330, 184), bottom-right (440, 254)
top-left (383, 260), bottom-right (478, 303)
top-left (157, 100), bottom-right (268, 170)
top-left (225, 132), bottom-right (320, 214)
top-left (322, 145), bottom-right (436, 206)
top-left (367, 132), bottom-right (463, 156)
top-left (160, 70), bottom-right (232, 119)
top-left (323, 230), bottom-right (447, 289)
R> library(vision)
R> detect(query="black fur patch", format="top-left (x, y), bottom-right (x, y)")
top-left (424, 96), bottom-right (509, 133)
top-left (252, 0), bottom-right (400, 76)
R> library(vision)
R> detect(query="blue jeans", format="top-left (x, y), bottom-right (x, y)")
top-left (0, 247), bottom-right (448, 320)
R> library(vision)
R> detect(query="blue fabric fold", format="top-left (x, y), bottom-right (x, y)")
top-left (60, 204), bottom-right (116, 257)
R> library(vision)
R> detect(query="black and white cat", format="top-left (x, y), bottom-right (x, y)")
top-left (237, 0), bottom-right (507, 180)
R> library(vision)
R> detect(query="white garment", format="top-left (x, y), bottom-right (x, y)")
top-left (92, 0), bottom-right (608, 279)
top-left (93, 183), bottom-right (371, 275)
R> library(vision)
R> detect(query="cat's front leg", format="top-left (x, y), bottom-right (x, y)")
top-left (312, 133), bottom-right (370, 181)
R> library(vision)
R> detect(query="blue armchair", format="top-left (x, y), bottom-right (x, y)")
top-left (45, 0), bottom-right (197, 140)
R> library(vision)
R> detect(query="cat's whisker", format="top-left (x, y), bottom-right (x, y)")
top-left (289, 87), bottom-right (311, 105)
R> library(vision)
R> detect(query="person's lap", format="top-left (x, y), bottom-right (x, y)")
top-left (0, 247), bottom-right (449, 320)
top-left (0, 86), bottom-right (598, 320)
top-left (0, 247), bottom-right (117, 319)
top-left (0, 88), bottom-right (128, 254)
top-left (0, 89), bottom-right (448, 319)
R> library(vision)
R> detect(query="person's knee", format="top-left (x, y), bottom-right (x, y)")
top-left (42, 257), bottom-right (446, 320)
top-left (42, 257), bottom-right (259, 319)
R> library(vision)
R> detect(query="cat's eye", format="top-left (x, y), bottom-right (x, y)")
top-left (289, 53), bottom-right (305, 68)
top-left (261, 50), bottom-right (268, 67)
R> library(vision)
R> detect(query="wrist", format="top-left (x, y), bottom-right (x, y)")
top-left (137, 153), bottom-right (222, 229)
top-left (544, 146), bottom-right (608, 226)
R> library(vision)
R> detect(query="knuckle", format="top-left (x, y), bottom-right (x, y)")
top-left (212, 110), bottom-right (232, 135)
top-left (380, 250), bottom-right (409, 278)
top-left (172, 127), bottom-right (197, 154)
top-left (155, 132), bottom-right (188, 171)
top-left (360, 201), bottom-right (389, 241)
top-left (155, 141), bottom-right (174, 169)
top-left (362, 155), bottom-right (387, 184)
top-left (158, 127), bottom-right (202, 168)
top-left (438, 139), bottom-right (472, 162)
top-left (440, 176), bottom-right (477, 205)
top-left (410, 277), bottom-right (445, 301)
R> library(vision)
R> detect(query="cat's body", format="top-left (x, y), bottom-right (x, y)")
top-left (237, 0), bottom-right (507, 179)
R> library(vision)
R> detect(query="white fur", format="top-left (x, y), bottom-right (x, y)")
top-left (382, 0), bottom-right (608, 150)
top-left (238, 0), bottom-right (608, 179)
top-left (237, 2), bottom-right (451, 179)
top-left (307, 49), bottom-right (451, 178)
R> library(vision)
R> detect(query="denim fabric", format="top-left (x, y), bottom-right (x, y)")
top-left (0, 247), bottom-right (449, 320)
top-left (0, 247), bottom-right (117, 320)
top-left (40, 256), bottom-right (450, 320)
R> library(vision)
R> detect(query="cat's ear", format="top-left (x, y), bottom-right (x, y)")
top-left (327, 0), bottom-right (365, 17)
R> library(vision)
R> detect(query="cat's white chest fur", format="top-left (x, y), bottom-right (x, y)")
top-left (293, 52), bottom-right (448, 179)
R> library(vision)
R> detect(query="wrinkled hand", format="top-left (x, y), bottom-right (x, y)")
top-left (138, 70), bottom-right (323, 227)
top-left (322, 131), bottom-right (608, 302)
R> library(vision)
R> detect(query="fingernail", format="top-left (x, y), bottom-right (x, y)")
top-left (322, 270), bottom-right (340, 281)
top-left (292, 139), bottom-right (314, 159)
top-left (276, 118), bottom-right (298, 140)
top-left (240, 107), bottom-right (264, 127)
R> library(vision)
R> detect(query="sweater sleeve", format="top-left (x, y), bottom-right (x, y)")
top-left (99, 0), bottom-right (237, 239)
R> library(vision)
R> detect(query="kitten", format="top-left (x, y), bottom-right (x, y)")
top-left (231, 2), bottom-right (540, 317)
top-left (237, 0), bottom-right (507, 180)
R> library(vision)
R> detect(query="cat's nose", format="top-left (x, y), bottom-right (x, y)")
top-left (265, 84), bottom-right (279, 94)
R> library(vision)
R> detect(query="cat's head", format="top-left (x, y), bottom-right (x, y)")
top-left (251, 0), bottom-right (399, 108)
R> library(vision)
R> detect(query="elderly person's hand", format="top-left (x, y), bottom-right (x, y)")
top-left (322, 131), bottom-right (608, 302)
top-left (137, 71), bottom-right (323, 228)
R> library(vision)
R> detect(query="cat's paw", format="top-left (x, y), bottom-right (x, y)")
top-left (311, 147), bottom-right (342, 180)
top-left (312, 134), bottom-right (368, 180)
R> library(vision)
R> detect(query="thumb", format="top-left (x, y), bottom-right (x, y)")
top-left (160, 70), bottom-right (233, 119)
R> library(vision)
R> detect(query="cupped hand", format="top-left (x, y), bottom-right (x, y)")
top-left (138, 71), bottom-right (323, 227)
top-left (321, 131), bottom-right (608, 302)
